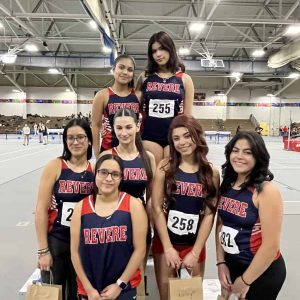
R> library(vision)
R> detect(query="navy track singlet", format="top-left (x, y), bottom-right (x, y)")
top-left (167, 168), bottom-right (205, 245)
top-left (101, 87), bottom-right (140, 150)
top-left (48, 159), bottom-right (94, 242)
top-left (77, 192), bottom-right (141, 296)
top-left (141, 72), bottom-right (185, 144)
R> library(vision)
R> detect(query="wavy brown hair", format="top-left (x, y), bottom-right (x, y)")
top-left (163, 115), bottom-right (217, 213)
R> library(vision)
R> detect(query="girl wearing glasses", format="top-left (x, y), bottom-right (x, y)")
top-left (136, 31), bottom-right (194, 165)
top-left (92, 54), bottom-right (141, 158)
top-left (100, 108), bottom-right (156, 294)
top-left (71, 154), bottom-right (148, 300)
top-left (35, 118), bottom-right (94, 300)
top-left (152, 115), bottom-right (219, 300)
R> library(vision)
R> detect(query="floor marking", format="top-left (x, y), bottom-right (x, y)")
top-left (16, 221), bottom-right (30, 227)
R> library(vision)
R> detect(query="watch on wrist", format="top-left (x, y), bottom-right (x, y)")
top-left (116, 278), bottom-right (127, 290)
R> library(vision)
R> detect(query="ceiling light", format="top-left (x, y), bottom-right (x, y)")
top-left (178, 47), bottom-right (190, 55)
top-left (1, 53), bottom-right (17, 64)
top-left (267, 94), bottom-right (274, 97)
top-left (285, 25), bottom-right (300, 35)
top-left (12, 89), bottom-right (21, 93)
top-left (0, 22), bottom-right (3, 29)
top-left (288, 72), bottom-right (300, 79)
top-left (24, 44), bottom-right (38, 52)
top-left (189, 22), bottom-right (205, 33)
top-left (48, 68), bottom-right (60, 74)
top-left (252, 49), bottom-right (265, 57)
top-left (103, 46), bottom-right (112, 54)
top-left (65, 88), bottom-right (71, 92)
top-left (89, 20), bottom-right (98, 29)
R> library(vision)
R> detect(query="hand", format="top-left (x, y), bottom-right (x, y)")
top-left (231, 276), bottom-right (250, 299)
top-left (38, 252), bottom-right (53, 272)
top-left (181, 251), bottom-right (198, 270)
top-left (100, 283), bottom-right (121, 300)
top-left (87, 287), bottom-right (102, 300)
top-left (217, 263), bottom-right (232, 291)
top-left (164, 247), bottom-right (182, 269)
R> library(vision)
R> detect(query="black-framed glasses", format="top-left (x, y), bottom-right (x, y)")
top-left (96, 169), bottom-right (122, 180)
top-left (66, 134), bottom-right (87, 143)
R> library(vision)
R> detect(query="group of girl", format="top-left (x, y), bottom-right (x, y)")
top-left (35, 30), bottom-right (286, 300)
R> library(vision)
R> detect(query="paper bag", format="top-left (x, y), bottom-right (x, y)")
top-left (168, 276), bottom-right (203, 300)
top-left (25, 283), bottom-right (60, 300)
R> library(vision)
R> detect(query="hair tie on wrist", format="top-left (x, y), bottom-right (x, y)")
top-left (241, 274), bottom-right (251, 286)
top-left (216, 261), bottom-right (226, 266)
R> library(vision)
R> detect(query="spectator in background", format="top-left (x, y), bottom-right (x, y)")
top-left (236, 125), bottom-right (241, 135)
top-left (22, 124), bottom-right (30, 146)
top-left (255, 126), bottom-right (263, 135)
top-left (38, 123), bottom-right (43, 143)
top-left (283, 126), bottom-right (288, 136)
top-left (34, 123), bottom-right (38, 135)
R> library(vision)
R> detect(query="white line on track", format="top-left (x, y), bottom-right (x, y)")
top-left (0, 145), bottom-right (61, 164)
top-left (0, 144), bottom-right (45, 156)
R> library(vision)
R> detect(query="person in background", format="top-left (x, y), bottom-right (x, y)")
top-left (216, 131), bottom-right (286, 300)
top-left (34, 123), bottom-right (38, 135)
top-left (38, 122), bottom-right (43, 143)
top-left (152, 115), bottom-right (219, 300)
top-left (71, 154), bottom-right (147, 300)
top-left (22, 123), bottom-right (30, 146)
top-left (136, 31), bottom-right (195, 165)
top-left (35, 118), bottom-right (94, 300)
top-left (92, 54), bottom-right (141, 158)
top-left (236, 125), bottom-right (241, 135)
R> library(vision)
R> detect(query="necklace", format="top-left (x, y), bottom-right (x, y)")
top-left (162, 78), bottom-right (167, 83)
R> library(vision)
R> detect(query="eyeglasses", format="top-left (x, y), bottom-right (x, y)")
top-left (66, 134), bottom-right (87, 143)
top-left (96, 169), bottom-right (122, 180)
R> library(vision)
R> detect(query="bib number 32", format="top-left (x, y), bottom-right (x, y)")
top-left (219, 225), bottom-right (240, 254)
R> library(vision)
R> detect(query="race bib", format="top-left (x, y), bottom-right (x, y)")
top-left (219, 225), bottom-right (240, 254)
top-left (149, 99), bottom-right (175, 118)
top-left (61, 202), bottom-right (76, 227)
top-left (167, 210), bottom-right (199, 236)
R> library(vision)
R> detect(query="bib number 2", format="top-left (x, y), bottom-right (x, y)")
top-left (61, 202), bottom-right (76, 227)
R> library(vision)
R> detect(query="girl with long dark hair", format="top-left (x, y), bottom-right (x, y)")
top-left (152, 115), bottom-right (219, 300)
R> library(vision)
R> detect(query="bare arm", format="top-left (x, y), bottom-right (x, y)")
top-left (182, 73), bottom-right (194, 115)
top-left (145, 151), bottom-right (156, 224)
top-left (241, 183), bottom-right (283, 284)
top-left (135, 72), bottom-right (146, 92)
top-left (91, 89), bottom-right (108, 159)
top-left (35, 159), bottom-right (60, 270)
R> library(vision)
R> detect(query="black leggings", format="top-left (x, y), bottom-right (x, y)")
top-left (226, 254), bottom-right (286, 300)
top-left (78, 288), bottom-right (137, 300)
top-left (41, 235), bottom-right (77, 300)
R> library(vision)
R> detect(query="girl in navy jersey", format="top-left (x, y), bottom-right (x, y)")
top-left (35, 118), bottom-right (94, 300)
top-left (100, 108), bottom-right (156, 296)
top-left (152, 115), bottom-right (219, 300)
top-left (71, 154), bottom-right (147, 300)
top-left (216, 132), bottom-right (286, 300)
top-left (92, 54), bottom-right (141, 157)
top-left (136, 31), bottom-right (195, 165)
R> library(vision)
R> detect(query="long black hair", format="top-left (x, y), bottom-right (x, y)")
top-left (146, 31), bottom-right (185, 75)
top-left (220, 131), bottom-right (273, 194)
top-left (112, 54), bottom-right (136, 88)
top-left (164, 115), bottom-right (216, 213)
top-left (61, 118), bottom-right (93, 161)
top-left (113, 108), bottom-right (153, 201)
top-left (94, 154), bottom-right (124, 196)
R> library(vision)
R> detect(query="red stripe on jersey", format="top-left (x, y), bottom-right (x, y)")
top-left (112, 147), bottom-right (118, 155)
top-left (87, 161), bottom-right (93, 172)
top-left (118, 192), bottom-right (131, 212)
top-left (61, 159), bottom-right (69, 169)
top-left (81, 195), bottom-right (94, 216)
top-left (250, 217), bottom-right (262, 255)
top-left (107, 87), bottom-right (115, 96)
top-left (175, 71), bottom-right (183, 78)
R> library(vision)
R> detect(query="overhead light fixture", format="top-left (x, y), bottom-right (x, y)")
top-left (89, 20), bottom-right (98, 29)
top-left (288, 72), bottom-right (300, 79)
top-left (178, 47), bottom-right (190, 55)
top-left (285, 25), bottom-right (300, 35)
top-left (267, 93), bottom-right (274, 97)
top-left (0, 22), bottom-right (3, 29)
top-left (65, 88), bottom-right (71, 92)
top-left (48, 68), bottom-right (60, 74)
top-left (12, 89), bottom-right (21, 93)
top-left (103, 46), bottom-right (112, 54)
top-left (25, 44), bottom-right (38, 52)
top-left (252, 49), bottom-right (265, 57)
top-left (1, 53), bottom-right (17, 64)
top-left (231, 72), bottom-right (242, 79)
top-left (189, 22), bottom-right (205, 33)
